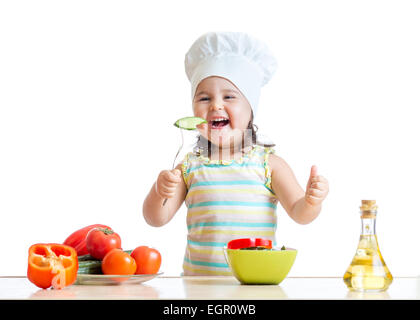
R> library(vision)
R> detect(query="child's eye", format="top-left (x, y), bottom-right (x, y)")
top-left (199, 97), bottom-right (210, 101)
top-left (224, 96), bottom-right (235, 99)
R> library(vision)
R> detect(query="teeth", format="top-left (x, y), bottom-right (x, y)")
top-left (212, 118), bottom-right (229, 122)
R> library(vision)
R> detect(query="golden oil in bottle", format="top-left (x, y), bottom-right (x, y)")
top-left (343, 200), bottom-right (393, 292)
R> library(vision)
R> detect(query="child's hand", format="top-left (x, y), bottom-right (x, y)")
top-left (305, 165), bottom-right (329, 207)
top-left (155, 169), bottom-right (183, 200)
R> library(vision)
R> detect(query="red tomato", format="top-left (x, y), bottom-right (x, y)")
top-left (130, 246), bottom-right (161, 274)
top-left (102, 249), bottom-right (137, 275)
top-left (86, 227), bottom-right (121, 260)
top-left (63, 224), bottom-right (111, 256)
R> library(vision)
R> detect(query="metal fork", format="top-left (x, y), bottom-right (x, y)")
top-left (162, 127), bottom-right (184, 206)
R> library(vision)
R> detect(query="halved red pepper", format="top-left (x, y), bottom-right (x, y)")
top-left (227, 238), bottom-right (273, 250)
top-left (27, 243), bottom-right (78, 289)
top-left (63, 224), bottom-right (110, 256)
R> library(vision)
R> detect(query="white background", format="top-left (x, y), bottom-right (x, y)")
top-left (1, 0), bottom-right (419, 277)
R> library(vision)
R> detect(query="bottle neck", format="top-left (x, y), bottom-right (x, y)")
top-left (360, 217), bottom-right (376, 235)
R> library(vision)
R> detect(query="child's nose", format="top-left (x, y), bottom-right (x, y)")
top-left (210, 100), bottom-right (224, 111)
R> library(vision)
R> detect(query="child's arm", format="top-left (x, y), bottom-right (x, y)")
top-left (268, 154), bottom-right (329, 225)
top-left (143, 163), bottom-right (187, 227)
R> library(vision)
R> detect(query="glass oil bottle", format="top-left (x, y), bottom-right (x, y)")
top-left (343, 200), bottom-right (393, 292)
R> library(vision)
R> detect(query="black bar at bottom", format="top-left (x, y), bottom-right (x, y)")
top-left (1, 299), bottom-right (418, 317)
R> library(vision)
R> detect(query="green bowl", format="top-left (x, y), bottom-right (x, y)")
top-left (224, 247), bottom-right (297, 285)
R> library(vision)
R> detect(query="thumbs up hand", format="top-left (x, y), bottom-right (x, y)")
top-left (305, 165), bottom-right (329, 207)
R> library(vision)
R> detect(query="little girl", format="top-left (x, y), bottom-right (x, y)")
top-left (143, 32), bottom-right (329, 276)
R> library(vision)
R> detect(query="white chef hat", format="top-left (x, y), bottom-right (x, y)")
top-left (185, 32), bottom-right (277, 116)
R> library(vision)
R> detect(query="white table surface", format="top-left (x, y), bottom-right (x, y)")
top-left (1, 276), bottom-right (419, 300)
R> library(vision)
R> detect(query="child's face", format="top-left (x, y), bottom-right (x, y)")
top-left (193, 76), bottom-right (252, 150)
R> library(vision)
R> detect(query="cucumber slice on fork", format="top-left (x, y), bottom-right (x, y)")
top-left (174, 116), bottom-right (207, 130)
top-left (162, 117), bottom-right (206, 207)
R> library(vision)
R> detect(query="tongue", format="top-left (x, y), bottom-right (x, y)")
top-left (213, 120), bottom-right (229, 128)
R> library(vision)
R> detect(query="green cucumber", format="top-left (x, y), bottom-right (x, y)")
top-left (78, 260), bottom-right (102, 274)
top-left (78, 264), bottom-right (102, 274)
top-left (78, 260), bottom-right (101, 268)
top-left (174, 117), bottom-right (207, 130)
top-left (78, 266), bottom-right (103, 275)
top-left (77, 254), bottom-right (100, 262)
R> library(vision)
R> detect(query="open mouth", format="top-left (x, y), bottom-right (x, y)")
top-left (210, 118), bottom-right (230, 129)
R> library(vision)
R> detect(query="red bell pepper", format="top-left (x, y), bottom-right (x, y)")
top-left (27, 243), bottom-right (78, 289)
top-left (227, 238), bottom-right (273, 250)
top-left (63, 224), bottom-right (110, 256)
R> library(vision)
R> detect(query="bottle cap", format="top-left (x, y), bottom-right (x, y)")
top-left (360, 200), bottom-right (377, 218)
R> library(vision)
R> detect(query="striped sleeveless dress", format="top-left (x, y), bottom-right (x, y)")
top-left (181, 145), bottom-right (278, 276)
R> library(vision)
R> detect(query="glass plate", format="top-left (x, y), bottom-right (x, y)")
top-left (75, 272), bottom-right (163, 285)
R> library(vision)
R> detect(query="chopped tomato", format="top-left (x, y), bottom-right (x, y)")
top-left (227, 238), bottom-right (273, 250)
top-left (27, 243), bottom-right (78, 289)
